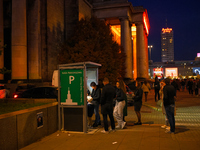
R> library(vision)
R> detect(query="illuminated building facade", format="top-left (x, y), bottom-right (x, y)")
top-left (0, 0), bottom-right (150, 81)
top-left (161, 28), bottom-right (174, 62)
top-left (93, 1), bottom-right (150, 79)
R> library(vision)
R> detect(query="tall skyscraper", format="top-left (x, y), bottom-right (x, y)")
top-left (161, 28), bottom-right (174, 62)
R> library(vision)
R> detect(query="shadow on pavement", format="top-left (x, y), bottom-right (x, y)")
top-left (175, 126), bottom-right (190, 133)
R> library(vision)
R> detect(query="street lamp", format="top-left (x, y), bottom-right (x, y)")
top-left (148, 45), bottom-right (153, 60)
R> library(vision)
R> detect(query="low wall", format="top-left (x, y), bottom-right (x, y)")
top-left (0, 98), bottom-right (57, 104)
top-left (0, 102), bottom-right (58, 150)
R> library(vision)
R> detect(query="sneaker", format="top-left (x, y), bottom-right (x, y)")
top-left (165, 130), bottom-right (174, 134)
top-left (161, 125), bottom-right (166, 129)
top-left (134, 122), bottom-right (142, 125)
top-left (166, 127), bottom-right (170, 131)
top-left (101, 130), bottom-right (109, 134)
top-left (109, 129), bottom-right (116, 132)
top-left (121, 122), bottom-right (126, 129)
top-left (115, 125), bottom-right (121, 129)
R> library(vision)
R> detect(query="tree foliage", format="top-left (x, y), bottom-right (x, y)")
top-left (58, 17), bottom-right (126, 83)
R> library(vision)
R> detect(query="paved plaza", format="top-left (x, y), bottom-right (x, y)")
top-left (20, 90), bottom-right (200, 150)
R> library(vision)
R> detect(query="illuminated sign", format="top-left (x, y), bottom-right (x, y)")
top-left (143, 12), bottom-right (149, 35)
top-left (197, 53), bottom-right (200, 57)
top-left (162, 28), bottom-right (172, 33)
top-left (165, 68), bottom-right (178, 77)
top-left (193, 67), bottom-right (200, 75)
top-left (153, 68), bottom-right (163, 79)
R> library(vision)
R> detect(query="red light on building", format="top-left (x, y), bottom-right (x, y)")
top-left (162, 28), bottom-right (172, 33)
top-left (143, 11), bottom-right (150, 35)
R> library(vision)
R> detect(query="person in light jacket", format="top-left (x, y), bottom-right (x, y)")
top-left (141, 80), bottom-right (151, 102)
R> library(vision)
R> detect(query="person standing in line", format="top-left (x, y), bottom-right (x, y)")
top-left (132, 82), bottom-right (143, 125)
top-left (141, 80), bottom-right (151, 102)
top-left (90, 82), bottom-right (101, 127)
top-left (87, 95), bottom-right (94, 128)
top-left (163, 78), bottom-right (176, 134)
top-left (114, 81), bottom-right (126, 129)
top-left (100, 78), bottom-right (116, 133)
top-left (118, 79), bottom-right (128, 122)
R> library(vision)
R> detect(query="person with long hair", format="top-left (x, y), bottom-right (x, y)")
top-left (132, 82), bottom-right (143, 125)
top-left (141, 80), bottom-right (151, 102)
top-left (113, 80), bottom-right (126, 129)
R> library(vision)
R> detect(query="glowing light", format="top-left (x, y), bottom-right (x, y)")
top-left (14, 94), bottom-right (18, 98)
top-left (197, 53), bottom-right (200, 57)
top-left (162, 28), bottom-right (172, 33)
top-left (153, 68), bottom-right (163, 79)
top-left (165, 68), bottom-right (178, 77)
top-left (143, 12), bottom-right (149, 35)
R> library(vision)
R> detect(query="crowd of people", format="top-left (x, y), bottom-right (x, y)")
top-left (87, 77), bottom-right (144, 133)
top-left (86, 76), bottom-right (198, 134)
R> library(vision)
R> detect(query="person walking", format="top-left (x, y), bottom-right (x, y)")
top-left (90, 82), bottom-right (101, 127)
top-left (193, 79), bottom-right (198, 96)
top-left (114, 81), bottom-right (126, 129)
top-left (171, 79), bottom-right (178, 95)
top-left (154, 76), bottom-right (160, 102)
top-left (141, 80), bottom-right (151, 102)
top-left (132, 82), bottom-right (143, 125)
top-left (163, 78), bottom-right (176, 134)
top-left (100, 78), bottom-right (116, 133)
top-left (187, 78), bottom-right (193, 94)
top-left (180, 79), bottom-right (185, 91)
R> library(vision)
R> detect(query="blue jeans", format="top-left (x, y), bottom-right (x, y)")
top-left (93, 101), bottom-right (101, 124)
top-left (165, 105), bottom-right (175, 132)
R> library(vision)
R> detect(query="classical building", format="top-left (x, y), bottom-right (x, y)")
top-left (0, 0), bottom-right (150, 82)
top-left (161, 27), bottom-right (174, 62)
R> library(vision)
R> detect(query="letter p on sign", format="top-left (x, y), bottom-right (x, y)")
top-left (69, 76), bottom-right (75, 84)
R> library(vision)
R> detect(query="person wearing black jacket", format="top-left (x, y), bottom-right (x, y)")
top-left (100, 78), bottom-right (116, 133)
top-left (113, 81), bottom-right (126, 129)
top-left (154, 76), bottom-right (160, 102)
top-left (90, 82), bottom-right (101, 127)
top-left (132, 82), bottom-right (143, 125)
top-left (163, 78), bottom-right (176, 134)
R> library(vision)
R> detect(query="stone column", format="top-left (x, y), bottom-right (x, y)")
top-left (12, 0), bottom-right (27, 80)
top-left (136, 23), bottom-right (149, 79)
top-left (27, 0), bottom-right (41, 79)
top-left (121, 17), bottom-right (133, 78)
top-left (0, 0), bottom-right (3, 80)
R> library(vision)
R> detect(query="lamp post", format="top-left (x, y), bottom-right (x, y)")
top-left (148, 45), bottom-right (153, 60)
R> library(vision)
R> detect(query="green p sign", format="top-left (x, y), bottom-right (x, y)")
top-left (60, 69), bottom-right (84, 105)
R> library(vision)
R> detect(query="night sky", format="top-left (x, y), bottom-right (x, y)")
top-left (130, 0), bottom-right (200, 62)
